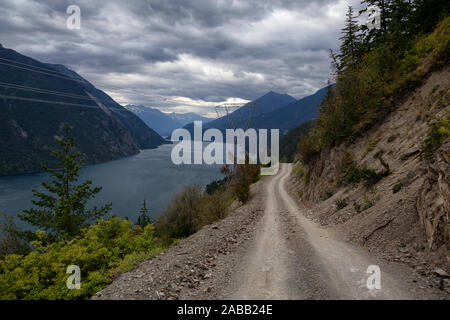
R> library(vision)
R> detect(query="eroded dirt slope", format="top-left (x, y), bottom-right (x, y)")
top-left (291, 66), bottom-right (450, 291)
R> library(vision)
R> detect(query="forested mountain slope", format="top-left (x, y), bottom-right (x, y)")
top-left (0, 45), bottom-right (165, 175)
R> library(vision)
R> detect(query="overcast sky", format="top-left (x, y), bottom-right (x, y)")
top-left (0, 0), bottom-right (363, 117)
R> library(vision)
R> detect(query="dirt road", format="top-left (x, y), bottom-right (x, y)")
top-left (94, 164), bottom-right (446, 300)
top-left (223, 164), bottom-right (426, 299)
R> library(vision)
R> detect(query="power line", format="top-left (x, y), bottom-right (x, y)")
top-left (0, 82), bottom-right (94, 100)
top-left (0, 57), bottom-right (140, 91)
top-left (0, 56), bottom-right (181, 103)
top-left (0, 61), bottom-right (88, 83)
top-left (0, 56), bottom-right (246, 109)
top-left (0, 57), bottom-right (154, 96)
top-left (0, 81), bottom-right (123, 105)
top-left (0, 94), bottom-right (104, 110)
top-left (0, 60), bottom-right (177, 103)
top-left (0, 57), bottom-right (81, 78)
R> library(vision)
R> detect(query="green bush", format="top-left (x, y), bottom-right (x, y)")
top-left (341, 163), bottom-right (380, 186)
top-left (353, 189), bottom-right (380, 213)
top-left (366, 138), bottom-right (379, 152)
top-left (387, 135), bottom-right (397, 143)
top-left (421, 111), bottom-right (450, 161)
top-left (297, 135), bottom-right (320, 165)
top-left (353, 201), bottom-right (362, 214)
top-left (335, 198), bottom-right (349, 210)
top-left (156, 185), bottom-right (205, 243)
top-left (432, 84), bottom-right (440, 94)
top-left (233, 163), bottom-right (260, 203)
top-left (156, 184), bottom-right (235, 244)
top-left (392, 183), bottom-right (403, 194)
top-left (205, 177), bottom-right (229, 195)
top-left (291, 164), bottom-right (306, 180)
top-left (0, 217), bottom-right (164, 300)
top-left (157, 161), bottom-right (259, 244)
top-left (361, 193), bottom-right (377, 211)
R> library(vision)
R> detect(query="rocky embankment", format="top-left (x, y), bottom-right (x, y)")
top-left (290, 66), bottom-right (450, 291)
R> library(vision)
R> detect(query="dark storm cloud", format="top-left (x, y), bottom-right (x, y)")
top-left (0, 0), bottom-right (362, 116)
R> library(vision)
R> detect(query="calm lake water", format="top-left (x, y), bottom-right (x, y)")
top-left (0, 143), bottom-right (224, 230)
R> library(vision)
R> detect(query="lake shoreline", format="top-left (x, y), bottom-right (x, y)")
top-left (0, 143), bottom-right (224, 230)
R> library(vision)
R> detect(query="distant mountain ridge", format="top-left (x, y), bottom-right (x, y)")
top-left (0, 45), bottom-right (165, 176)
top-left (183, 88), bottom-right (327, 134)
top-left (251, 86), bottom-right (328, 132)
top-left (167, 111), bottom-right (212, 126)
top-left (192, 91), bottom-right (297, 132)
top-left (125, 105), bottom-right (212, 136)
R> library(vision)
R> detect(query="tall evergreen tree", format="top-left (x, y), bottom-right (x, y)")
top-left (329, 49), bottom-right (341, 77)
top-left (372, 0), bottom-right (414, 49)
top-left (339, 6), bottom-right (362, 69)
top-left (136, 199), bottom-right (151, 228)
top-left (18, 124), bottom-right (111, 241)
top-left (323, 79), bottom-right (335, 104)
top-left (411, 0), bottom-right (450, 33)
top-left (0, 212), bottom-right (29, 257)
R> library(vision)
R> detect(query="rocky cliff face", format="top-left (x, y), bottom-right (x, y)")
top-left (417, 142), bottom-right (450, 252)
top-left (290, 66), bottom-right (450, 273)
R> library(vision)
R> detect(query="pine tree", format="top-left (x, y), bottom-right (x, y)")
top-left (360, 0), bottom-right (417, 38)
top-left (0, 212), bottom-right (29, 257)
top-left (324, 79), bottom-right (335, 104)
top-left (361, 0), bottom-right (448, 48)
top-left (359, 0), bottom-right (393, 49)
top-left (388, 0), bottom-right (414, 40)
top-left (136, 199), bottom-right (151, 228)
top-left (329, 49), bottom-right (341, 77)
top-left (411, 0), bottom-right (450, 33)
top-left (18, 124), bottom-right (111, 241)
top-left (339, 6), bottom-right (362, 70)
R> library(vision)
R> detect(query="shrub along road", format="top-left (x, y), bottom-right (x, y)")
top-left (93, 164), bottom-right (446, 300)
